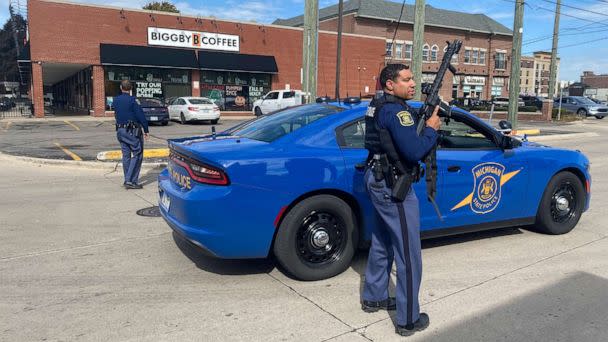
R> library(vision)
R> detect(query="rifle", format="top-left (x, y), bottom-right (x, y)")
top-left (416, 39), bottom-right (462, 221)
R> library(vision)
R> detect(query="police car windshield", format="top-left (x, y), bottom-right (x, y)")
top-left (230, 104), bottom-right (344, 142)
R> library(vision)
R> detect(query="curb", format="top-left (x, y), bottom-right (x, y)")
top-left (97, 148), bottom-right (169, 161)
top-left (527, 132), bottom-right (599, 142)
top-left (0, 152), bottom-right (166, 171)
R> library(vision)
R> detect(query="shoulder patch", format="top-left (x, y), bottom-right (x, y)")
top-left (396, 111), bottom-right (414, 126)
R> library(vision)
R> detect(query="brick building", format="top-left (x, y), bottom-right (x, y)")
top-left (580, 71), bottom-right (608, 102)
top-left (520, 56), bottom-right (535, 95)
top-left (274, 0), bottom-right (514, 101)
top-left (22, 0), bottom-right (386, 118)
top-left (527, 51), bottom-right (560, 98)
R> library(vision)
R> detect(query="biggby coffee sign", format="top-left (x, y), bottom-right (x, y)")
top-left (148, 27), bottom-right (239, 52)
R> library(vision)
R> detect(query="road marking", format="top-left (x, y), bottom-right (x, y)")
top-left (3, 121), bottom-right (11, 132)
top-left (63, 120), bottom-right (80, 131)
top-left (97, 148), bottom-right (169, 161)
top-left (511, 129), bottom-right (540, 136)
top-left (54, 142), bottom-right (83, 161)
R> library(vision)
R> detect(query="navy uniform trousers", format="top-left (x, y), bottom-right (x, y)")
top-left (116, 127), bottom-right (144, 185)
top-left (362, 169), bottom-right (422, 327)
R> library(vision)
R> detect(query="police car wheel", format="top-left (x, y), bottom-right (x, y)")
top-left (534, 171), bottom-right (585, 235)
top-left (273, 195), bottom-right (358, 281)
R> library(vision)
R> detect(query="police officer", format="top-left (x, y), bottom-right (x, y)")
top-left (361, 64), bottom-right (441, 336)
top-left (113, 80), bottom-right (149, 189)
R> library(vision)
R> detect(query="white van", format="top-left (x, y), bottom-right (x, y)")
top-left (252, 90), bottom-right (303, 116)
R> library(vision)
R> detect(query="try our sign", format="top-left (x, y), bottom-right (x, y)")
top-left (148, 27), bottom-right (239, 52)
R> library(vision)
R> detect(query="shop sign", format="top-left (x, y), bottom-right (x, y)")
top-left (492, 77), bottom-right (506, 86)
top-left (422, 73), bottom-right (436, 83)
top-left (148, 27), bottom-right (239, 52)
top-left (464, 76), bottom-right (486, 85)
top-left (136, 82), bottom-right (162, 97)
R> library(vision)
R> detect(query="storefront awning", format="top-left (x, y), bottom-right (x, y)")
top-left (198, 51), bottom-right (278, 74)
top-left (100, 44), bottom-right (198, 69)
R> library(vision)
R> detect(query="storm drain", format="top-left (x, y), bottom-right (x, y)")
top-left (137, 206), bottom-right (161, 217)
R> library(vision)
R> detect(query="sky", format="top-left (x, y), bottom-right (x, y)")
top-left (2, 0), bottom-right (607, 81)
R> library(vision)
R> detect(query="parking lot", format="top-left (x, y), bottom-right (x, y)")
top-left (0, 117), bottom-right (249, 161)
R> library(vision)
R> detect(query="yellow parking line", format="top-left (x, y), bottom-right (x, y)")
top-left (54, 142), bottom-right (83, 161)
top-left (96, 148), bottom-right (169, 161)
top-left (63, 120), bottom-right (80, 131)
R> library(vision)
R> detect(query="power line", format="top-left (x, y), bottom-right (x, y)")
top-left (537, 0), bottom-right (608, 18)
top-left (522, 36), bottom-right (608, 54)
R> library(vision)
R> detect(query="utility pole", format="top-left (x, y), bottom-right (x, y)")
top-left (335, 0), bottom-right (344, 101)
top-left (302, 0), bottom-right (319, 103)
top-left (548, 0), bottom-right (561, 99)
top-left (507, 0), bottom-right (524, 128)
top-left (412, 0), bottom-right (425, 101)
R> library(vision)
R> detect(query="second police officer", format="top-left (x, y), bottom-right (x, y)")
top-left (361, 63), bottom-right (441, 336)
top-left (113, 80), bottom-right (150, 189)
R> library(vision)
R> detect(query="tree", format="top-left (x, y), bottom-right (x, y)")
top-left (0, 10), bottom-right (27, 82)
top-left (142, 1), bottom-right (180, 13)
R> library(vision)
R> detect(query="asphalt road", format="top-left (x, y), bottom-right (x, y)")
top-left (0, 118), bottom-right (249, 161)
top-left (1, 119), bottom-right (607, 341)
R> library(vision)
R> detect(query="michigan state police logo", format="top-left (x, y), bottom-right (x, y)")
top-left (471, 163), bottom-right (504, 214)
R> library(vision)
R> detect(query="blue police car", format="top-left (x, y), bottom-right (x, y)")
top-left (158, 100), bottom-right (591, 281)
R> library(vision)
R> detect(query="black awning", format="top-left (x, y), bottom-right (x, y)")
top-left (100, 44), bottom-right (198, 69)
top-left (198, 51), bottom-right (278, 74)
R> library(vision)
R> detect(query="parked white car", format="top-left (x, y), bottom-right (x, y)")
top-left (252, 90), bottom-right (303, 116)
top-left (168, 97), bottom-right (220, 124)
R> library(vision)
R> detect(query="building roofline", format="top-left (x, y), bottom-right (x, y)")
top-left (356, 13), bottom-right (513, 37)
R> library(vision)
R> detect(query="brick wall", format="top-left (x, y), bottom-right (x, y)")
top-left (31, 62), bottom-right (44, 118)
top-left (92, 65), bottom-right (107, 117)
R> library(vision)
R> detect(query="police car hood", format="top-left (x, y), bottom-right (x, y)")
top-left (168, 135), bottom-right (270, 167)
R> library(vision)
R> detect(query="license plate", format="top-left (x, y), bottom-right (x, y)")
top-left (150, 116), bottom-right (158, 121)
top-left (160, 192), bottom-right (171, 211)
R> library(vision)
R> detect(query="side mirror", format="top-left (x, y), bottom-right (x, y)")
top-left (501, 135), bottom-right (514, 150)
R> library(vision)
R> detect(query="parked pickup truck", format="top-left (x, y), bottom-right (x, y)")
top-left (252, 90), bottom-right (303, 116)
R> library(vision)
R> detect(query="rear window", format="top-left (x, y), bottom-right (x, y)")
top-left (188, 98), bottom-right (213, 105)
top-left (230, 104), bottom-right (344, 142)
top-left (137, 98), bottom-right (164, 106)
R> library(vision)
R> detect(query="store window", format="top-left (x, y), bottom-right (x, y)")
top-left (104, 66), bottom-right (192, 109)
top-left (491, 86), bottom-right (502, 96)
top-left (200, 71), bottom-right (272, 111)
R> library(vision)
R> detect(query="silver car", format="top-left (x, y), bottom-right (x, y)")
top-left (555, 96), bottom-right (608, 119)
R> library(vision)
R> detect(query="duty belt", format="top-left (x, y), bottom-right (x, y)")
top-left (116, 121), bottom-right (140, 130)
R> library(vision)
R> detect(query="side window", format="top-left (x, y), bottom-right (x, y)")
top-left (338, 120), bottom-right (366, 148)
top-left (266, 92), bottom-right (279, 100)
top-left (439, 118), bottom-right (497, 149)
top-left (178, 99), bottom-right (186, 105)
top-left (282, 91), bottom-right (295, 99)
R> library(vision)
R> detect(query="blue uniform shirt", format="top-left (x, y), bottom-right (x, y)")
top-left (377, 102), bottom-right (438, 165)
top-left (113, 93), bottom-right (149, 133)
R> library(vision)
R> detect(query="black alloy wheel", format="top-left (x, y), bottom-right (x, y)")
top-left (254, 107), bottom-right (262, 116)
top-left (295, 211), bottom-right (347, 266)
top-left (595, 115), bottom-right (605, 120)
top-left (180, 113), bottom-right (186, 125)
top-left (534, 171), bottom-right (585, 235)
top-left (273, 195), bottom-right (357, 281)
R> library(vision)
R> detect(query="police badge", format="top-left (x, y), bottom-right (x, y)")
top-left (471, 162), bottom-right (505, 214)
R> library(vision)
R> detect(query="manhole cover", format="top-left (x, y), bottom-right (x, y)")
top-left (136, 206), bottom-right (161, 217)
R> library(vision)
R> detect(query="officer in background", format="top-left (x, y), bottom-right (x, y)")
top-left (361, 64), bottom-right (441, 336)
top-left (113, 80), bottom-right (149, 189)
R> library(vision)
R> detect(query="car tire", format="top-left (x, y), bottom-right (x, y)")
top-left (254, 107), bottom-right (262, 116)
top-left (180, 113), bottom-right (187, 125)
top-left (533, 171), bottom-right (585, 235)
top-left (210, 119), bottom-right (219, 125)
top-left (577, 108), bottom-right (587, 117)
top-left (273, 195), bottom-right (358, 281)
top-left (594, 115), bottom-right (604, 120)
top-left (161, 120), bottom-right (169, 126)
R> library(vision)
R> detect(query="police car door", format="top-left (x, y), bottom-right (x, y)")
top-left (433, 114), bottom-right (528, 230)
